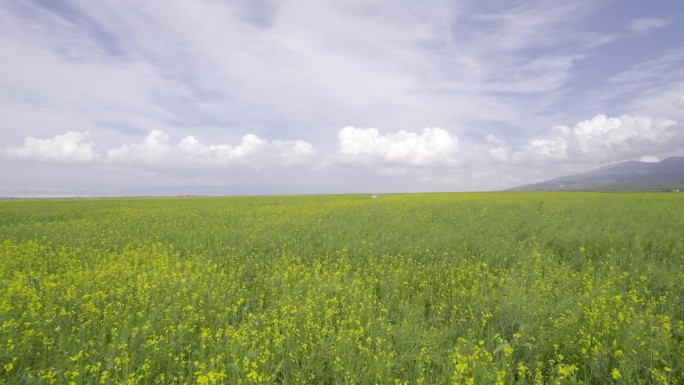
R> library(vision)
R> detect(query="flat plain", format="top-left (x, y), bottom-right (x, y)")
top-left (1, 192), bottom-right (682, 384)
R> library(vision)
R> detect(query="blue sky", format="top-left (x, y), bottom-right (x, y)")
top-left (1, 0), bottom-right (683, 195)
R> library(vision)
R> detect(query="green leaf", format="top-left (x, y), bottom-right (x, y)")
top-left (493, 342), bottom-right (510, 354)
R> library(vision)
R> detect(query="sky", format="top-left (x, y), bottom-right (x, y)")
top-left (2, 0), bottom-right (684, 196)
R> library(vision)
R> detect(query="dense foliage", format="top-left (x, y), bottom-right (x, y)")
top-left (1, 192), bottom-right (682, 384)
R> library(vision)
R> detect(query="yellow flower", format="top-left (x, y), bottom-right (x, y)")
top-left (611, 368), bottom-right (622, 380)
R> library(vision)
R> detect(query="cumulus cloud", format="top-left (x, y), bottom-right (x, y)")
top-left (106, 130), bottom-right (315, 167)
top-left (178, 134), bottom-right (315, 167)
top-left (4, 131), bottom-right (99, 163)
top-left (484, 134), bottom-right (510, 161)
top-left (515, 114), bottom-right (679, 163)
top-left (107, 130), bottom-right (171, 163)
top-left (334, 127), bottom-right (459, 167)
top-left (627, 17), bottom-right (673, 32)
top-left (521, 137), bottom-right (569, 160)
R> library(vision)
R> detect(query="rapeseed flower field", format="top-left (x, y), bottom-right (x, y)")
top-left (1, 192), bottom-right (682, 384)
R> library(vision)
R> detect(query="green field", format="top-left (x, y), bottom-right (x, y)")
top-left (1, 192), bottom-right (682, 384)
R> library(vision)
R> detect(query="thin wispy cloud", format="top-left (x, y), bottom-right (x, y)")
top-left (627, 17), bottom-right (673, 32)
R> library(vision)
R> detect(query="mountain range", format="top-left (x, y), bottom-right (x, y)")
top-left (513, 156), bottom-right (684, 191)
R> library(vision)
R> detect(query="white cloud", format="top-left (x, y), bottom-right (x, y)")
top-left (573, 115), bottom-right (675, 154)
top-left (5, 131), bottom-right (99, 163)
top-left (107, 130), bottom-right (171, 163)
top-left (638, 155), bottom-right (660, 162)
top-left (178, 134), bottom-right (315, 167)
top-left (334, 127), bottom-right (459, 167)
top-left (484, 134), bottom-right (510, 161)
top-left (516, 114), bottom-right (679, 163)
top-left (627, 17), bottom-right (673, 32)
top-left (106, 130), bottom-right (315, 167)
top-left (522, 137), bottom-right (569, 160)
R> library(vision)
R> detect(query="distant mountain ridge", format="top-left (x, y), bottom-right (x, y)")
top-left (513, 156), bottom-right (684, 191)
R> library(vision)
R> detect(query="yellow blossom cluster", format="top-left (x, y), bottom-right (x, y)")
top-left (1, 192), bottom-right (682, 384)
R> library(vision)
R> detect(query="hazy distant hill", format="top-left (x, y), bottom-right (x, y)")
top-left (513, 156), bottom-right (684, 191)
